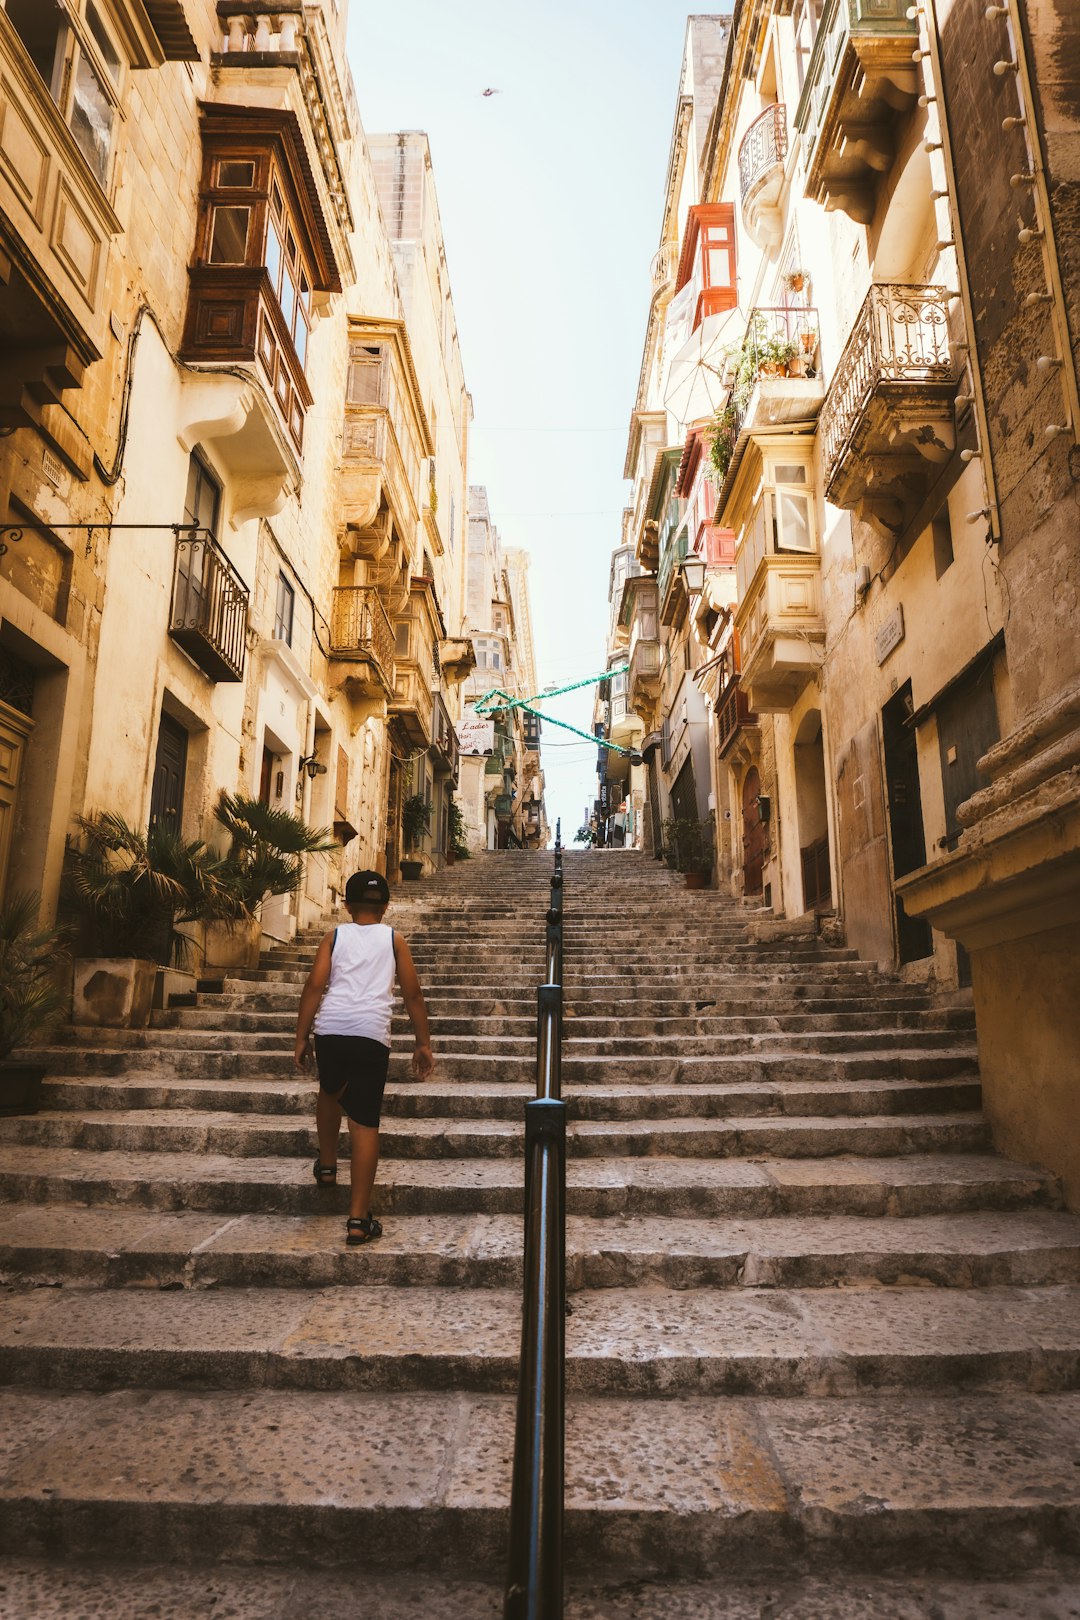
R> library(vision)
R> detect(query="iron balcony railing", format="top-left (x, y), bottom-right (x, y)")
top-left (649, 241), bottom-right (679, 294)
top-left (329, 585), bottom-right (395, 682)
top-left (716, 675), bottom-right (757, 756)
top-left (430, 689), bottom-right (459, 779)
top-left (738, 103), bottom-right (788, 205)
top-left (818, 283), bottom-right (955, 482)
top-left (505, 822), bottom-right (566, 1619)
top-left (710, 305), bottom-right (822, 492)
top-left (169, 528), bottom-right (249, 682)
top-left (794, 0), bottom-right (918, 174)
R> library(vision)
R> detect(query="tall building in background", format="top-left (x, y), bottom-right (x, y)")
top-left (0, 0), bottom-right (500, 964)
top-left (458, 488), bottom-right (547, 850)
top-left (602, 1), bottom-right (1080, 1201)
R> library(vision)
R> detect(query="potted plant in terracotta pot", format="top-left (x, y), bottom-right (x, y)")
top-left (785, 268), bottom-right (808, 295)
top-left (0, 892), bottom-right (70, 1114)
top-left (205, 793), bottom-right (337, 970)
top-left (662, 815), bottom-right (716, 889)
top-left (64, 813), bottom-right (220, 1028)
top-left (400, 793), bottom-right (431, 880)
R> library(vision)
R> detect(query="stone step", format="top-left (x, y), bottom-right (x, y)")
top-left (3, 1282), bottom-right (1079, 1398)
top-left (48, 1025), bottom-right (976, 1059)
top-left (35, 1074), bottom-right (983, 1123)
top-left (3, 1386), bottom-right (1080, 1576)
top-left (30, 1047), bottom-right (981, 1084)
top-left (3, 1560), bottom-right (1079, 1620)
top-left (0, 1146), bottom-right (1051, 1220)
top-left (0, 1103), bottom-right (991, 1162)
top-left (2, 1205), bottom-right (1077, 1289)
top-left (179, 989), bottom-right (943, 1017)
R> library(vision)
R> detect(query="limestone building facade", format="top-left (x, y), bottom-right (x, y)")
top-left (597, 3), bottom-right (1078, 1196)
top-left (0, 0), bottom-right (525, 954)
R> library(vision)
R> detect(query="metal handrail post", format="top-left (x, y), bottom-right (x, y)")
top-left (505, 1097), bottom-right (566, 1620)
top-left (536, 983), bottom-right (562, 1102)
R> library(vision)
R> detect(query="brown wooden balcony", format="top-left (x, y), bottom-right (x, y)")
top-left (389, 663), bottom-right (433, 747)
top-left (738, 105), bottom-right (788, 249)
top-left (819, 283), bottom-right (958, 534)
top-left (430, 691), bottom-right (459, 780)
top-left (169, 531), bottom-right (249, 683)
top-left (329, 586), bottom-right (394, 700)
top-left (716, 676), bottom-right (758, 758)
top-left (793, 0), bottom-right (919, 224)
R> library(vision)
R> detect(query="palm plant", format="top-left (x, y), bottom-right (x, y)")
top-left (401, 793), bottom-right (432, 851)
top-left (213, 792), bottom-right (336, 918)
top-left (64, 813), bottom-right (224, 966)
top-left (0, 893), bottom-right (70, 1060)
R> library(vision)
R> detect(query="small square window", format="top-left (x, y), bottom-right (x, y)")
top-left (273, 574), bottom-right (295, 644)
top-left (219, 160), bottom-right (255, 188)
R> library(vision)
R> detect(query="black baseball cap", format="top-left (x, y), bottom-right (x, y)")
top-left (345, 870), bottom-right (390, 905)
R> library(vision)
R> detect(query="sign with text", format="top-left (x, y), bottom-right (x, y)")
top-left (458, 710), bottom-right (495, 755)
top-left (875, 605), bottom-right (905, 666)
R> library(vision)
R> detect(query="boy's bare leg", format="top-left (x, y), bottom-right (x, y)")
top-left (348, 1121), bottom-right (380, 1219)
top-left (316, 1086), bottom-right (345, 1171)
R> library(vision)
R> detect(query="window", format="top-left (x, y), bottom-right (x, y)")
top-left (676, 205), bottom-right (737, 330)
top-left (209, 207), bottom-right (250, 264)
top-left (265, 182), bottom-right (311, 368)
top-left (347, 345), bottom-right (385, 405)
top-left (273, 574), bottom-right (295, 644)
top-left (793, 0), bottom-right (824, 93)
top-left (5, 0), bottom-right (120, 187)
top-left (177, 453), bottom-right (222, 626)
top-left (395, 620), bottom-right (410, 658)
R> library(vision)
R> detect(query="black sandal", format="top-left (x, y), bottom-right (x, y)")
top-left (313, 1158), bottom-right (337, 1187)
top-left (345, 1215), bottom-right (382, 1246)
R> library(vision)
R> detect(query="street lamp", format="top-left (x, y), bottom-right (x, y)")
top-left (680, 556), bottom-right (707, 594)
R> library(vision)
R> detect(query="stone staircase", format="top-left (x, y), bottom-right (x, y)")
top-left (1, 849), bottom-right (1080, 1617)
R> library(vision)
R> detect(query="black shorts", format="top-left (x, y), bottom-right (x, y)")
top-left (314, 1035), bottom-right (390, 1128)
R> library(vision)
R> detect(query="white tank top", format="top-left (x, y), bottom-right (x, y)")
top-left (312, 923), bottom-right (396, 1046)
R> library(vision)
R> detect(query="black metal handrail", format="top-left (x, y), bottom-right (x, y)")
top-left (505, 817), bottom-right (566, 1620)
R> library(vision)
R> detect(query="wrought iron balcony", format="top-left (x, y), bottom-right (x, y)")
top-left (329, 586), bottom-right (395, 698)
top-left (738, 105), bottom-right (788, 249)
top-left (650, 242), bottom-right (679, 298)
top-left (169, 530), bottom-right (249, 683)
top-left (793, 0), bottom-right (919, 224)
top-left (819, 283), bottom-right (958, 532)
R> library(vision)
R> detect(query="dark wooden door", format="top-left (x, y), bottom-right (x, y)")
top-left (936, 655), bottom-right (1000, 984)
top-left (881, 684), bottom-right (933, 963)
top-left (741, 766), bottom-right (765, 896)
top-left (149, 714), bottom-right (187, 836)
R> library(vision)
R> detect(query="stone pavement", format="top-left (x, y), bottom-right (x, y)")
top-left (1, 849), bottom-right (1080, 1612)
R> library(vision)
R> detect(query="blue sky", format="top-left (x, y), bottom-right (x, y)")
top-left (349, 0), bottom-right (706, 836)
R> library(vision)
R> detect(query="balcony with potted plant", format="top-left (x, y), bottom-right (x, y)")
top-left (709, 307), bottom-right (826, 523)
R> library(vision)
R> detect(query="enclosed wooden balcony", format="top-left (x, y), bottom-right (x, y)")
top-left (389, 663), bottom-right (433, 748)
top-left (736, 555), bottom-right (824, 713)
top-left (430, 691), bottom-right (459, 780)
top-left (794, 0), bottom-right (919, 224)
top-left (819, 283), bottom-right (958, 534)
top-left (738, 104), bottom-right (788, 249)
top-left (169, 531), bottom-right (250, 683)
top-left (329, 586), bottom-right (394, 701)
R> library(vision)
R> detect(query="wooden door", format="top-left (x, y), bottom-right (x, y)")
top-left (149, 714), bottom-right (188, 835)
top-left (741, 766), bottom-right (765, 896)
top-left (881, 684), bottom-right (933, 963)
top-left (0, 701), bottom-right (32, 903)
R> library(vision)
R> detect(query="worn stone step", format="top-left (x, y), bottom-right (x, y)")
top-left (2, 1386), bottom-right (1080, 1575)
top-left (2, 1561), bottom-right (1078, 1620)
top-left (0, 1146), bottom-right (1053, 1220)
top-left (30, 1047), bottom-right (981, 1085)
top-left (35, 1075), bottom-right (983, 1123)
top-left (2, 1204), bottom-right (1077, 1289)
top-left (3, 1282), bottom-right (1080, 1398)
top-left (0, 1103), bottom-right (990, 1164)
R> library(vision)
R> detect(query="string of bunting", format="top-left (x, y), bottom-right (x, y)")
top-left (473, 666), bottom-right (641, 760)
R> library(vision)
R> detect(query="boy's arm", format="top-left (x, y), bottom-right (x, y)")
top-left (294, 933), bottom-right (334, 1070)
top-left (393, 933), bottom-right (434, 1078)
